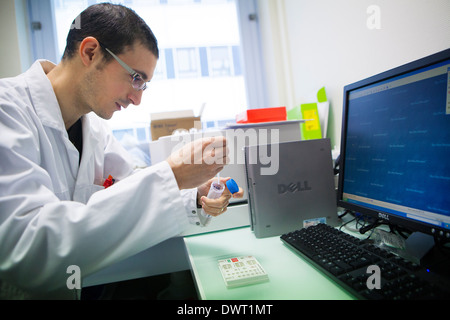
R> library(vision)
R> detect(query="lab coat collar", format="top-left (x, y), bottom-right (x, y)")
top-left (24, 60), bottom-right (102, 177)
top-left (24, 60), bottom-right (66, 133)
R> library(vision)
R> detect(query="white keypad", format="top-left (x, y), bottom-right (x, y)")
top-left (218, 256), bottom-right (269, 288)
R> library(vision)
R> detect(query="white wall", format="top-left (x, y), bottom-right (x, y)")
top-left (258, 0), bottom-right (450, 149)
top-left (0, 0), bottom-right (22, 78)
top-left (0, 0), bottom-right (32, 78)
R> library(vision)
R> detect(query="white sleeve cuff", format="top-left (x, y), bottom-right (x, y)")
top-left (180, 188), bottom-right (203, 227)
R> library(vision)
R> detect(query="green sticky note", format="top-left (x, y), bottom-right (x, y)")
top-left (300, 103), bottom-right (322, 140)
top-left (317, 87), bottom-right (327, 103)
top-left (287, 105), bottom-right (301, 120)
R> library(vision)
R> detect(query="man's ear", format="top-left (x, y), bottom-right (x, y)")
top-left (78, 37), bottom-right (102, 67)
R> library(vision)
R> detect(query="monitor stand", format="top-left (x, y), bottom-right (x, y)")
top-left (403, 232), bottom-right (435, 265)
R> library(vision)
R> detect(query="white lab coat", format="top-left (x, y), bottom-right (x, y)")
top-left (0, 61), bottom-right (198, 299)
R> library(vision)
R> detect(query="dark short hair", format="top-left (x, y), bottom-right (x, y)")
top-left (62, 3), bottom-right (159, 61)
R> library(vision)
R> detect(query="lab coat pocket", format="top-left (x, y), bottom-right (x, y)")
top-left (73, 184), bottom-right (105, 204)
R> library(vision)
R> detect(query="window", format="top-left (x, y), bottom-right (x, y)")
top-left (28, 0), bottom-right (267, 142)
top-left (175, 48), bottom-right (199, 78)
top-left (210, 46), bottom-right (232, 77)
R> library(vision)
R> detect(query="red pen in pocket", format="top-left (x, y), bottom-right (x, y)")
top-left (103, 175), bottom-right (115, 189)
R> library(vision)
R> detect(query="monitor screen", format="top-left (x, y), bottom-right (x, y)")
top-left (338, 49), bottom-right (450, 239)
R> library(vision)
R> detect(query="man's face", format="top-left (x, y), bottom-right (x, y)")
top-left (81, 42), bottom-right (157, 120)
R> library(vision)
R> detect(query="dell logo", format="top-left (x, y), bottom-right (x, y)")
top-left (378, 212), bottom-right (389, 221)
top-left (278, 181), bottom-right (312, 194)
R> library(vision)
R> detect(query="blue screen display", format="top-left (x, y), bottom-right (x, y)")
top-left (342, 60), bottom-right (450, 230)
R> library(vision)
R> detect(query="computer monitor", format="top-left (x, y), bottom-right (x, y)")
top-left (337, 48), bottom-right (450, 242)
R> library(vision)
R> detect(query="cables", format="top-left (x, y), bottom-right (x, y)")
top-left (338, 210), bottom-right (386, 240)
top-left (338, 211), bottom-right (371, 234)
top-left (359, 219), bottom-right (383, 235)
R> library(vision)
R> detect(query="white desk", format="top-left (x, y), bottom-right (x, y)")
top-left (184, 227), bottom-right (355, 300)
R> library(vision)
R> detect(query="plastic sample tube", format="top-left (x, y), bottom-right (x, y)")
top-left (199, 179), bottom-right (239, 226)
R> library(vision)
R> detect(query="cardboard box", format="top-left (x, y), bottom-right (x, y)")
top-left (150, 110), bottom-right (202, 141)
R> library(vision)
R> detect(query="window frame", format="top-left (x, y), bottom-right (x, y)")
top-left (27, 0), bottom-right (59, 64)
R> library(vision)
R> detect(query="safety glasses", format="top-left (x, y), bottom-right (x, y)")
top-left (103, 46), bottom-right (148, 91)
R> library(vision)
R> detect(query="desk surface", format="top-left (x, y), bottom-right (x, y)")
top-left (184, 227), bottom-right (355, 300)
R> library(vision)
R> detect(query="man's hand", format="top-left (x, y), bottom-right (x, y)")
top-left (197, 177), bottom-right (245, 217)
top-left (167, 136), bottom-right (229, 190)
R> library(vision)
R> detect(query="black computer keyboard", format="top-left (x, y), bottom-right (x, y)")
top-left (281, 223), bottom-right (450, 300)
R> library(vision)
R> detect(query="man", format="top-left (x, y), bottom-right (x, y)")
top-left (0, 3), bottom-right (242, 299)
